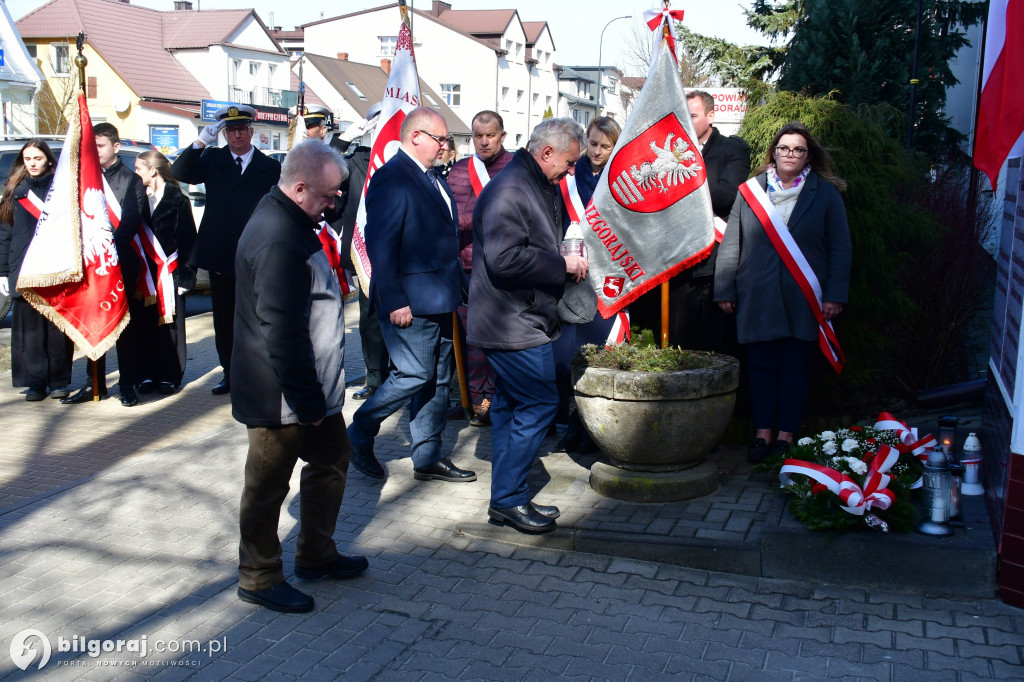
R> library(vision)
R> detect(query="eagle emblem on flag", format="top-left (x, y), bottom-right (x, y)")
top-left (609, 114), bottom-right (706, 213)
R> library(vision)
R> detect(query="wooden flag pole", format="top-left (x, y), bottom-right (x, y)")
top-left (660, 1), bottom-right (672, 350)
top-left (451, 312), bottom-right (472, 421)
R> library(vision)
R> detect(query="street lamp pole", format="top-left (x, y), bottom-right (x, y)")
top-left (597, 15), bottom-right (631, 116)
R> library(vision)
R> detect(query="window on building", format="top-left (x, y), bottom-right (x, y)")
top-left (249, 62), bottom-right (261, 77)
top-left (501, 86), bottom-right (509, 110)
top-left (505, 39), bottom-right (512, 52)
top-left (233, 59), bottom-right (242, 82)
top-left (346, 82), bottom-right (368, 100)
top-left (379, 36), bottom-right (397, 56)
top-left (26, 44), bottom-right (36, 59)
top-left (515, 134), bottom-right (522, 146)
top-left (441, 83), bottom-right (460, 107)
top-left (268, 64), bottom-right (277, 84)
top-left (545, 95), bottom-right (552, 107)
top-left (51, 43), bottom-right (70, 76)
top-left (423, 93), bottom-right (440, 108)
top-left (532, 93), bottom-right (539, 105)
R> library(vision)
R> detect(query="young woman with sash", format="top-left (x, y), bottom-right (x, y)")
top-left (714, 121), bottom-right (851, 462)
top-left (0, 140), bottom-right (74, 401)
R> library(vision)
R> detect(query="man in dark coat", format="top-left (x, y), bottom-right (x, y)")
top-left (172, 104), bottom-right (281, 395)
top-left (233, 139), bottom-right (366, 614)
top-left (346, 107), bottom-right (476, 484)
top-left (444, 110), bottom-right (512, 426)
top-left (630, 90), bottom-right (750, 351)
top-left (467, 118), bottom-right (588, 534)
top-left (62, 123), bottom-right (150, 407)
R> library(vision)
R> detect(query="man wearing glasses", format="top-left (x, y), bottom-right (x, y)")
top-left (347, 107), bottom-right (477, 485)
top-left (172, 104), bottom-right (281, 396)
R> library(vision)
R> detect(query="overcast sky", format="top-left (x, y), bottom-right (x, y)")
top-left (5, 0), bottom-right (769, 75)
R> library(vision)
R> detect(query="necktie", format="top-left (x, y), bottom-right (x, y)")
top-left (425, 168), bottom-right (440, 193)
top-left (235, 156), bottom-right (243, 175)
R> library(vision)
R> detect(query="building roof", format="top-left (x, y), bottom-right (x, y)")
top-left (16, 0), bottom-right (283, 103)
top-left (302, 52), bottom-right (469, 135)
top-left (621, 77), bottom-right (646, 90)
top-left (556, 66), bottom-right (594, 84)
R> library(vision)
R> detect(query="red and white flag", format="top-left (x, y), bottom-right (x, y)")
top-left (974, 0), bottom-right (1024, 191)
top-left (583, 30), bottom-right (715, 319)
top-left (350, 7), bottom-right (421, 295)
top-left (16, 93), bottom-right (129, 359)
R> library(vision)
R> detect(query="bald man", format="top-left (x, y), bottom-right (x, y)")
top-left (347, 107), bottom-right (476, 484)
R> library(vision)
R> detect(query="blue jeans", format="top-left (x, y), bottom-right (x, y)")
top-left (485, 344), bottom-right (559, 508)
top-left (349, 313), bottom-right (453, 468)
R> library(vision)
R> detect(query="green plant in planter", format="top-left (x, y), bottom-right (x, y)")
top-left (574, 328), bottom-right (717, 373)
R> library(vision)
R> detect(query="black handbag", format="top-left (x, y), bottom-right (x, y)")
top-left (557, 279), bottom-right (597, 324)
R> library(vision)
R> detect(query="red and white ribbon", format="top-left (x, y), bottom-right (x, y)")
top-left (17, 190), bottom-right (45, 219)
top-left (738, 178), bottom-right (845, 373)
top-left (605, 310), bottom-right (630, 346)
top-left (468, 154), bottom-right (491, 196)
top-left (642, 7), bottom-right (685, 63)
top-left (559, 173), bottom-right (587, 224)
top-left (318, 223), bottom-right (353, 298)
top-left (136, 223), bottom-right (177, 323)
top-left (713, 216), bottom-right (727, 244)
top-left (780, 443), bottom-right (901, 516)
top-left (874, 412), bottom-right (936, 462)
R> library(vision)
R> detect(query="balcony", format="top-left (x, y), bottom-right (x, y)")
top-left (228, 87), bottom-right (294, 108)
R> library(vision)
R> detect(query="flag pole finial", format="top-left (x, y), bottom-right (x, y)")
top-left (74, 32), bottom-right (87, 88)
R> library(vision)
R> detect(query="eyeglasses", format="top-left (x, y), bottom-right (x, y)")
top-left (418, 130), bottom-right (447, 146)
top-left (774, 145), bottom-right (808, 158)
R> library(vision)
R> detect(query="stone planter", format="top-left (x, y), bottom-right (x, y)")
top-left (573, 353), bottom-right (740, 502)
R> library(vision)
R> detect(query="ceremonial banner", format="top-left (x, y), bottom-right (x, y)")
top-left (16, 93), bottom-right (129, 360)
top-left (974, 0), bottom-right (1024, 191)
top-left (350, 4), bottom-right (421, 295)
top-left (584, 36), bottom-right (715, 318)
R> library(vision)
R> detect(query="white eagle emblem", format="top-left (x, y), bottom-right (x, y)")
top-left (81, 187), bottom-right (119, 275)
top-left (628, 133), bottom-right (703, 194)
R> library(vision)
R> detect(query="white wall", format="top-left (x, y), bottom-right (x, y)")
top-left (227, 16), bottom-right (282, 53)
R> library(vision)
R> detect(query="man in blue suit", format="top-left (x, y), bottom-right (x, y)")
top-left (347, 107), bottom-right (476, 484)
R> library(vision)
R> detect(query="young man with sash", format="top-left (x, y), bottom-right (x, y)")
top-left (443, 111), bottom-right (513, 426)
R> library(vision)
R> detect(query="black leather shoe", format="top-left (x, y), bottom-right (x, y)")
top-left (488, 504), bottom-right (556, 534)
top-left (294, 554), bottom-right (369, 581)
top-left (413, 458), bottom-right (477, 482)
top-left (531, 502), bottom-right (561, 519)
top-left (211, 376), bottom-right (230, 395)
top-left (25, 388), bottom-right (46, 402)
top-left (48, 386), bottom-right (71, 400)
top-left (771, 439), bottom-right (792, 458)
top-left (158, 382), bottom-right (176, 395)
top-left (348, 428), bottom-right (385, 479)
top-left (237, 582), bottom-right (313, 613)
top-left (61, 385), bottom-right (108, 404)
top-left (120, 386), bottom-right (138, 407)
top-left (747, 438), bottom-right (770, 463)
top-left (353, 385), bottom-right (376, 400)
top-left (137, 380), bottom-right (156, 394)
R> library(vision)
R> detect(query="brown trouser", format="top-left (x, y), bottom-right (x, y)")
top-left (238, 412), bottom-right (351, 590)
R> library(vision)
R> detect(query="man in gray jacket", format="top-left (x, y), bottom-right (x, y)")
top-left (232, 140), bottom-right (365, 614)
top-left (467, 118), bottom-right (588, 534)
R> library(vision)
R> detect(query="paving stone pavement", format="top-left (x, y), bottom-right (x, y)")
top-left (0, 307), bottom-right (1021, 680)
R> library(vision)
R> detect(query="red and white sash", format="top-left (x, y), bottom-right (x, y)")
top-left (713, 216), bottom-right (727, 244)
top-left (17, 190), bottom-right (45, 219)
top-left (605, 310), bottom-right (630, 346)
top-left (559, 174), bottom-right (587, 224)
top-left (102, 179), bottom-right (154, 303)
top-left (318, 223), bottom-right (353, 298)
top-left (468, 154), bottom-right (491, 196)
top-left (738, 177), bottom-right (845, 373)
top-left (136, 223), bottom-right (178, 323)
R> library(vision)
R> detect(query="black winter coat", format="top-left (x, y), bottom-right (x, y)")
top-left (467, 149), bottom-right (567, 350)
top-left (172, 145), bottom-right (280, 276)
top-left (691, 128), bottom-right (751, 278)
top-left (0, 172), bottom-right (54, 299)
top-left (103, 157), bottom-right (150, 288)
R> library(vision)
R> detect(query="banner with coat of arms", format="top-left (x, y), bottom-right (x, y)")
top-left (584, 27), bottom-right (715, 319)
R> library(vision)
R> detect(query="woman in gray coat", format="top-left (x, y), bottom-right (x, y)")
top-left (714, 121), bottom-right (851, 462)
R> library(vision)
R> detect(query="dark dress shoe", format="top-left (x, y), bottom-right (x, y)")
top-left (353, 385), bottom-right (376, 400)
top-left (237, 582), bottom-right (313, 613)
top-left (348, 429), bottom-right (385, 479)
top-left (488, 504), bottom-right (556, 534)
top-left (48, 386), bottom-right (71, 400)
top-left (158, 382), bottom-right (177, 395)
top-left (25, 388), bottom-right (46, 402)
top-left (747, 438), bottom-right (770, 463)
top-left (211, 377), bottom-right (230, 395)
top-left (413, 458), bottom-right (477, 482)
top-left (294, 554), bottom-right (369, 581)
top-left (136, 379), bottom-right (156, 394)
top-left (771, 439), bottom-right (792, 458)
top-left (531, 502), bottom-right (561, 519)
top-left (61, 385), bottom-right (108, 404)
top-left (120, 386), bottom-right (139, 407)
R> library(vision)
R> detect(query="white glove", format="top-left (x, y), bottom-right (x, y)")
top-left (177, 287), bottom-right (189, 295)
top-left (197, 121), bottom-right (225, 147)
top-left (0, 276), bottom-right (8, 297)
top-left (340, 118), bottom-right (369, 142)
